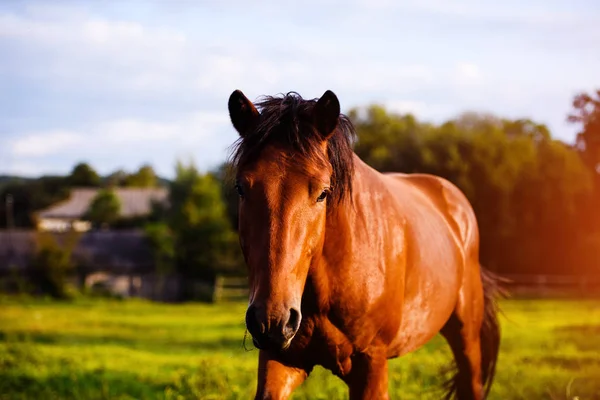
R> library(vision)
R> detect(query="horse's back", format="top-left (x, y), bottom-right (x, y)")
top-left (386, 172), bottom-right (478, 248)
top-left (380, 172), bottom-right (479, 357)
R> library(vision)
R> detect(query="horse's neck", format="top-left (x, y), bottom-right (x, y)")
top-left (310, 156), bottom-right (392, 304)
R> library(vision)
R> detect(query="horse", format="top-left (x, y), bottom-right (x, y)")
top-left (227, 89), bottom-right (501, 400)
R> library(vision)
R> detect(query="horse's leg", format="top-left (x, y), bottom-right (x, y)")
top-left (441, 271), bottom-right (485, 400)
top-left (254, 350), bottom-right (308, 400)
top-left (343, 352), bottom-right (390, 400)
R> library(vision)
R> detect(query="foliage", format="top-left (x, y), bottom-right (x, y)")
top-left (69, 163), bottom-right (101, 187)
top-left (170, 161), bottom-right (241, 280)
top-left (103, 169), bottom-right (129, 187)
top-left (0, 162), bottom-right (164, 229)
top-left (122, 164), bottom-right (159, 188)
top-left (568, 89), bottom-right (600, 174)
top-left (0, 297), bottom-right (599, 399)
top-left (0, 176), bottom-right (71, 228)
top-left (2, 89), bottom-right (599, 277)
top-left (28, 232), bottom-right (80, 299)
top-left (144, 222), bottom-right (175, 276)
top-left (103, 165), bottom-right (163, 188)
top-left (144, 161), bottom-right (243, 298)
top-left (567, 89), bottom-right (600, 265)
top-left (349, 106), bottom-right (594, 275)
top-left (211, 162), bottom-right (240, 231)
top-left (84, 189), bottom-right (121, 228)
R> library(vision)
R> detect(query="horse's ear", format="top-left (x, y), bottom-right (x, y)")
top-left (228, 90), bottom-right (259, 137)
top-left (314, 90), bottom-right (340, 139)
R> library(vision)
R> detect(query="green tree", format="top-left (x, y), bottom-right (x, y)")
top-left (167, 161), bottom-right (241, 287)
top-left (69, 162), bottom-right (100, 187)
top-left (350, 105), bottom-right (594, 275)
top-left (144, 222), bottom-right (175, 276)
top-left (568, 89), bottom-right (600, 174)
top-left (85, 189), bottom-right (121, 228)
top-left (567, 89), bottom-right (600, 272)
top-left (123, 164), bottom-right (159, 187)
top-left (103, 169), bottom-right (128, 187)
top-left (0, 176), bottom-right (70, 228)
top-left (30, 231), bottom-right (80, 299)
top-left (210, 162), bottom-right (240, 231)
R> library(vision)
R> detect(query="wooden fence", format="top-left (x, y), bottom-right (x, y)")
top-left (212, 275), bottom-right (249, 303)
top-left (499, 274), bottom-right (600, 296)
top-left (210, 273), bottom-right (600, 303)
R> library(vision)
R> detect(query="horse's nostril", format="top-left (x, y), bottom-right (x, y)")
top-left (285, 307), bottom-right (301, 336)
top-left (245, 305), bottom-right (265, 336)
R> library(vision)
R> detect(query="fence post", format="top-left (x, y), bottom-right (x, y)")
top-left (213, 275), bottom-right (224, 303)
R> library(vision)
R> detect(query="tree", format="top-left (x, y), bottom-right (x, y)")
top-left (123, 164), bottom-right (159, 187)
top-left (568, 89), bottom-right (600, 174)
top-left (350, 105), bottom-right (594, 275)
top-left (567, 89), bottom-right (600, 271)
top-left (103, 169), bottom-right (128, 187)
top-left (30, 231), bottom-right (81, 299)
top-left (210, 162), bottom-right (240, 231)
top-left (0, 176), bottom-right (70, 228)
top-left (85, 189), bottom-right (121, 228)
top-left (167, 161), bottom-right (242, 287)
top-left (69, 162), bottom-right (100, 187)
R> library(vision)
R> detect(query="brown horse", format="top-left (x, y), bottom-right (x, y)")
top-left (227, 89), bottom-right (501, 400)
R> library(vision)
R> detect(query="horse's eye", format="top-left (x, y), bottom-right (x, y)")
top-left (235, 183), bottom-right (244, 198)
top-left (316, 190), bottom-right (328, 203)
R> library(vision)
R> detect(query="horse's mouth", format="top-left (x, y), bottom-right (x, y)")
top-left (252, 335), bottom-right (294, 352)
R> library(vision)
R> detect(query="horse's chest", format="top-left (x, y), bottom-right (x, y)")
top-left (296, 314), bottom-right (387, 377)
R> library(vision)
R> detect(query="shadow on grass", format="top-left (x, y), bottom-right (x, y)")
top-left (0, 329), bottom-right (253, 353)
top-left (554, 324), bottom-right (600, 352)
top-left (0, 369), bottom-right (166, 400)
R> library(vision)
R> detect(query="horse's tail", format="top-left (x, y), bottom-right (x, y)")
top-left (479, 267), bottom-right (503, 398)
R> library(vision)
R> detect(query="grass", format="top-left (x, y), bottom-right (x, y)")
top-left (0, 296), bottom-right (599, 399)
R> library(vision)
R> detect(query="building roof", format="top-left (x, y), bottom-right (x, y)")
top-left (37, 187), bottom-right (168, 220)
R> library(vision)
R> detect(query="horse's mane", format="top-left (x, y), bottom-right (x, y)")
top-left (229, 92), bottom-right (356, 205)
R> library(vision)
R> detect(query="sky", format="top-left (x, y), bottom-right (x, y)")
top-left (1, 0), bottom-right (599, 178)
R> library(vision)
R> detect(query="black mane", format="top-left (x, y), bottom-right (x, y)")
top-left (229, 92), bottom-right (356, 205)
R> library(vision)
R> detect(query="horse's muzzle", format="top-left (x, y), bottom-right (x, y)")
top-left (245, 304), bottom-right (301, 351)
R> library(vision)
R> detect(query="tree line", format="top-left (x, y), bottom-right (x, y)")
top-left (348, 103), bottom-right (598, 276)
top-left (0, 163), bottom-right (163, 228)
top-left (1, 89), bottom-right (599, 284)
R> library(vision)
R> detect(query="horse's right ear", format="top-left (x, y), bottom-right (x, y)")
top-left (228, 90), bottom-right (259, 137)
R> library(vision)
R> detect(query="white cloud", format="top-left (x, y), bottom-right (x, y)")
top-left (10, 111), bottom-right (230, 156)
top-left (12, 130), bottom-right (83, 157)
top-left (3, 161), bottom-right (60, 177)
top-left (1, 1), bottom-right (598, 177)
top-left (453, 62), bottom-right (483, 86)
top-left (0, 5), bottom-right (442, 99)
top-left (384, 100), bottom-right (457, 121)
top-left (353, 0), bottom-right (599, 27)
top-left (0, 8), bottom-right (192, 96)
top-left (385, 100), bottom-right (428, 116)
top-left (6, 110), bottom-right (234, 177)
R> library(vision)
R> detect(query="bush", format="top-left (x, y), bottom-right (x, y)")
top-left (29, 232), bottom-right (80, 299)
top-left (85, 189), bottom-right (121, 229)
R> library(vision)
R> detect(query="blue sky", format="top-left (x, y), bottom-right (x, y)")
top-left (1, 0), bottom-right (599, 178)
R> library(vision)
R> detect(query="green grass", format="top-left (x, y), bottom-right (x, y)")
top-left (1, 296), bottom-right (599, 399)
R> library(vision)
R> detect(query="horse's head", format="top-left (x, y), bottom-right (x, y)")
top-left (228, 89), bottom-right (354, 351)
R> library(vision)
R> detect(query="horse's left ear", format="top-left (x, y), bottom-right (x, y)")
top-left (228, 90), bottom-right (260, 137)
top-left (314, 90), bottom-right (340, 140)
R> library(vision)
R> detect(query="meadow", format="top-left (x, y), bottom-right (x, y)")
top-left (1, 296), bottom-right (599, 400)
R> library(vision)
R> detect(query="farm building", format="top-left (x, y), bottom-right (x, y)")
top-left (35, 187), bottom-right (168, 232)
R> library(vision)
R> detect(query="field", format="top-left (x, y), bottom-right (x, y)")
top-left (1, 296), bottom-right (599, 400)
